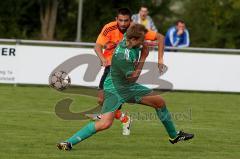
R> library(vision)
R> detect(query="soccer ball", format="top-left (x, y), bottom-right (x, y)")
top-left (50, 71), bottom-right (71, 91)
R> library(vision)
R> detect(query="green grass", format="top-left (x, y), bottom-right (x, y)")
top-left (0, 84), bottom-right (240, 159)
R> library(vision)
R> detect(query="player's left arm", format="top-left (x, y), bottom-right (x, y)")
top-left (144, 31), bottom-right (165, 65)
top-left (155, 33), bottom-right (165, 65)
top-left (144, 30), bottom-right (167, 75)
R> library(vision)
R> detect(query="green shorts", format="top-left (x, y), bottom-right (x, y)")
top-left (101, 83), bottom-right (152, 114)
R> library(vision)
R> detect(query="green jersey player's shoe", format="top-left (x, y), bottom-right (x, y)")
top-left (57, 142), bottom-right (72, 151)
top-left (169, 131), bottom-right (194, 144)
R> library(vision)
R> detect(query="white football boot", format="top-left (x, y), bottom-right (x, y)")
top-left (122, 114), bottom-right (132, 136)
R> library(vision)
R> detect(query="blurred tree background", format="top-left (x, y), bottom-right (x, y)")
top-left (181, 0), bottom-right (240, 48)
top-left (0, 0), bottom-right (239, 48)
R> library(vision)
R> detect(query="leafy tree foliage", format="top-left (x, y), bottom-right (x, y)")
top-left (0, 0), bottom-right (40, 39)
top-left (181, 0), bottom-right (240, 48)
top-left (0, 0), bottom-right (239, 49)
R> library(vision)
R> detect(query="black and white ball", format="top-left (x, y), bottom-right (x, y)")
top-left (50, 71), bottom-right (71, 91)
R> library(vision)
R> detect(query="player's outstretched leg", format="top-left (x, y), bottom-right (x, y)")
top-left (169, 130), bottom-right (194, 144)
top-left (57, 142), bottom-right (72, 151)
top-left (155, 106), bottom-right (194, 144)
top-left (140, 94), bottom-right (194, 144)
top-left (57, 112), bottom-right (115, 150)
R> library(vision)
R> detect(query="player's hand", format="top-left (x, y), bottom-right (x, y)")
top-left (158, 63), bottom-right (168, 76)
top-left (101, 58), bottom-right (110, 67)
top-left (177, 29), bottom-right (184, 35)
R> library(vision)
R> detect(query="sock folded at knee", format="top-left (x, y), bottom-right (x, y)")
top-left (66, 122), bottom-right (96, 145)
top-left (155, 106), bottom-right (177, 139)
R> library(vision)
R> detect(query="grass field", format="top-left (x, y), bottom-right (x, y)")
top-left (0, 84), bottom-right (239, 159)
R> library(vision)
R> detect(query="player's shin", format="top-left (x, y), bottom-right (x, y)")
top-left (66, 122), bottom-right (96, 145)
top-left (155, 106), bottom-right (177, 139)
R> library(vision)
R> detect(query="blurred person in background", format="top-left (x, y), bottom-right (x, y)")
top-left (132, 5), bottom-right (158, 32)
top-left (165, 20), bottom-right (190, 48)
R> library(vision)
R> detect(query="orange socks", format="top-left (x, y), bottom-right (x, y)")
top-left (114, 110), bottom-right (129, 123)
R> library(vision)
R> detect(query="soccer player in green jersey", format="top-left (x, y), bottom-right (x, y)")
top-left (57, 24), bottom-right (194, 151)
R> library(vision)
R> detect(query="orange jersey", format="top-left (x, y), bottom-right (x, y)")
top-left (145, 30), bottom-right (157, 41)
top-left (96, 21), bottom-right (157, 62)
top-left (96, 21), bottom-right (123, 61)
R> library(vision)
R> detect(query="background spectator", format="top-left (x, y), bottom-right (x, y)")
top-left (165, 20), bottom-right (190, 48)
top-left (132, 5), bottom-right (158, 32)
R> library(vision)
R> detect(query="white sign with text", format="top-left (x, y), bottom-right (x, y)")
top-left (1, 44), bottom-right (240, 92)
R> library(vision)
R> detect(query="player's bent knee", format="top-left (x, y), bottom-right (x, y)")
top-left (155, 96), bottom-right (166, 108)
top-left (158, 99), bottom-right (166, 107)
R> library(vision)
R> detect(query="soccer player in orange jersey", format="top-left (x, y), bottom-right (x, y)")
top-left (94, 8), bottom-right (165, 135)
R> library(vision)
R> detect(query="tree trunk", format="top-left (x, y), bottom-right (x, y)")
top-left (39, 0), bottom-right (58, 40)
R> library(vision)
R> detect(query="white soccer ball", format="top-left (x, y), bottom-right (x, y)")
top-left (50, 71), bottom-right (71, 91)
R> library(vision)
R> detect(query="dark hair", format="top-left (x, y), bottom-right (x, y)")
top-left (117, 8), bottom-right (132, 17)
top-left (175, 19), bottom-right (185, 25)
top-left (126, 24), bottom-right (148, 40)
top-left (140, 5), bottom-right (148, 10)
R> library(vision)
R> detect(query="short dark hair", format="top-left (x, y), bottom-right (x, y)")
top-left (175, 19), bottom-right (185, 25)
top-left (126, 24), bottom-right (148, 40)
top-left (117, 8), bottom-right (132, 17)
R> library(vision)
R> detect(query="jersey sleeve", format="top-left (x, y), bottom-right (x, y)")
top-left (96, 25), bottom-right (110, 46)
top-left (145, 30), bottom-right (157, 41)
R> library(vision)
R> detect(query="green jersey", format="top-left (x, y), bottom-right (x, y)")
top-left (105, 38), bottom-right (141, 88)
top-left (102, 37), bottom-right (152, 113)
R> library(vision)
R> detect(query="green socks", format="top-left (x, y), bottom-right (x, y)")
top-left (65, 107), bottom-right (177, 145)
top-left (66, 122), bottom-right (96, 145)
top-left (155, 106), bottom-right (177, 139)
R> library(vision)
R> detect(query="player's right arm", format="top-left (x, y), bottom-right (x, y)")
top-left (94, 43), bottom-right (108, 66)
top-left (94, 24), bottom-right (111, 66)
